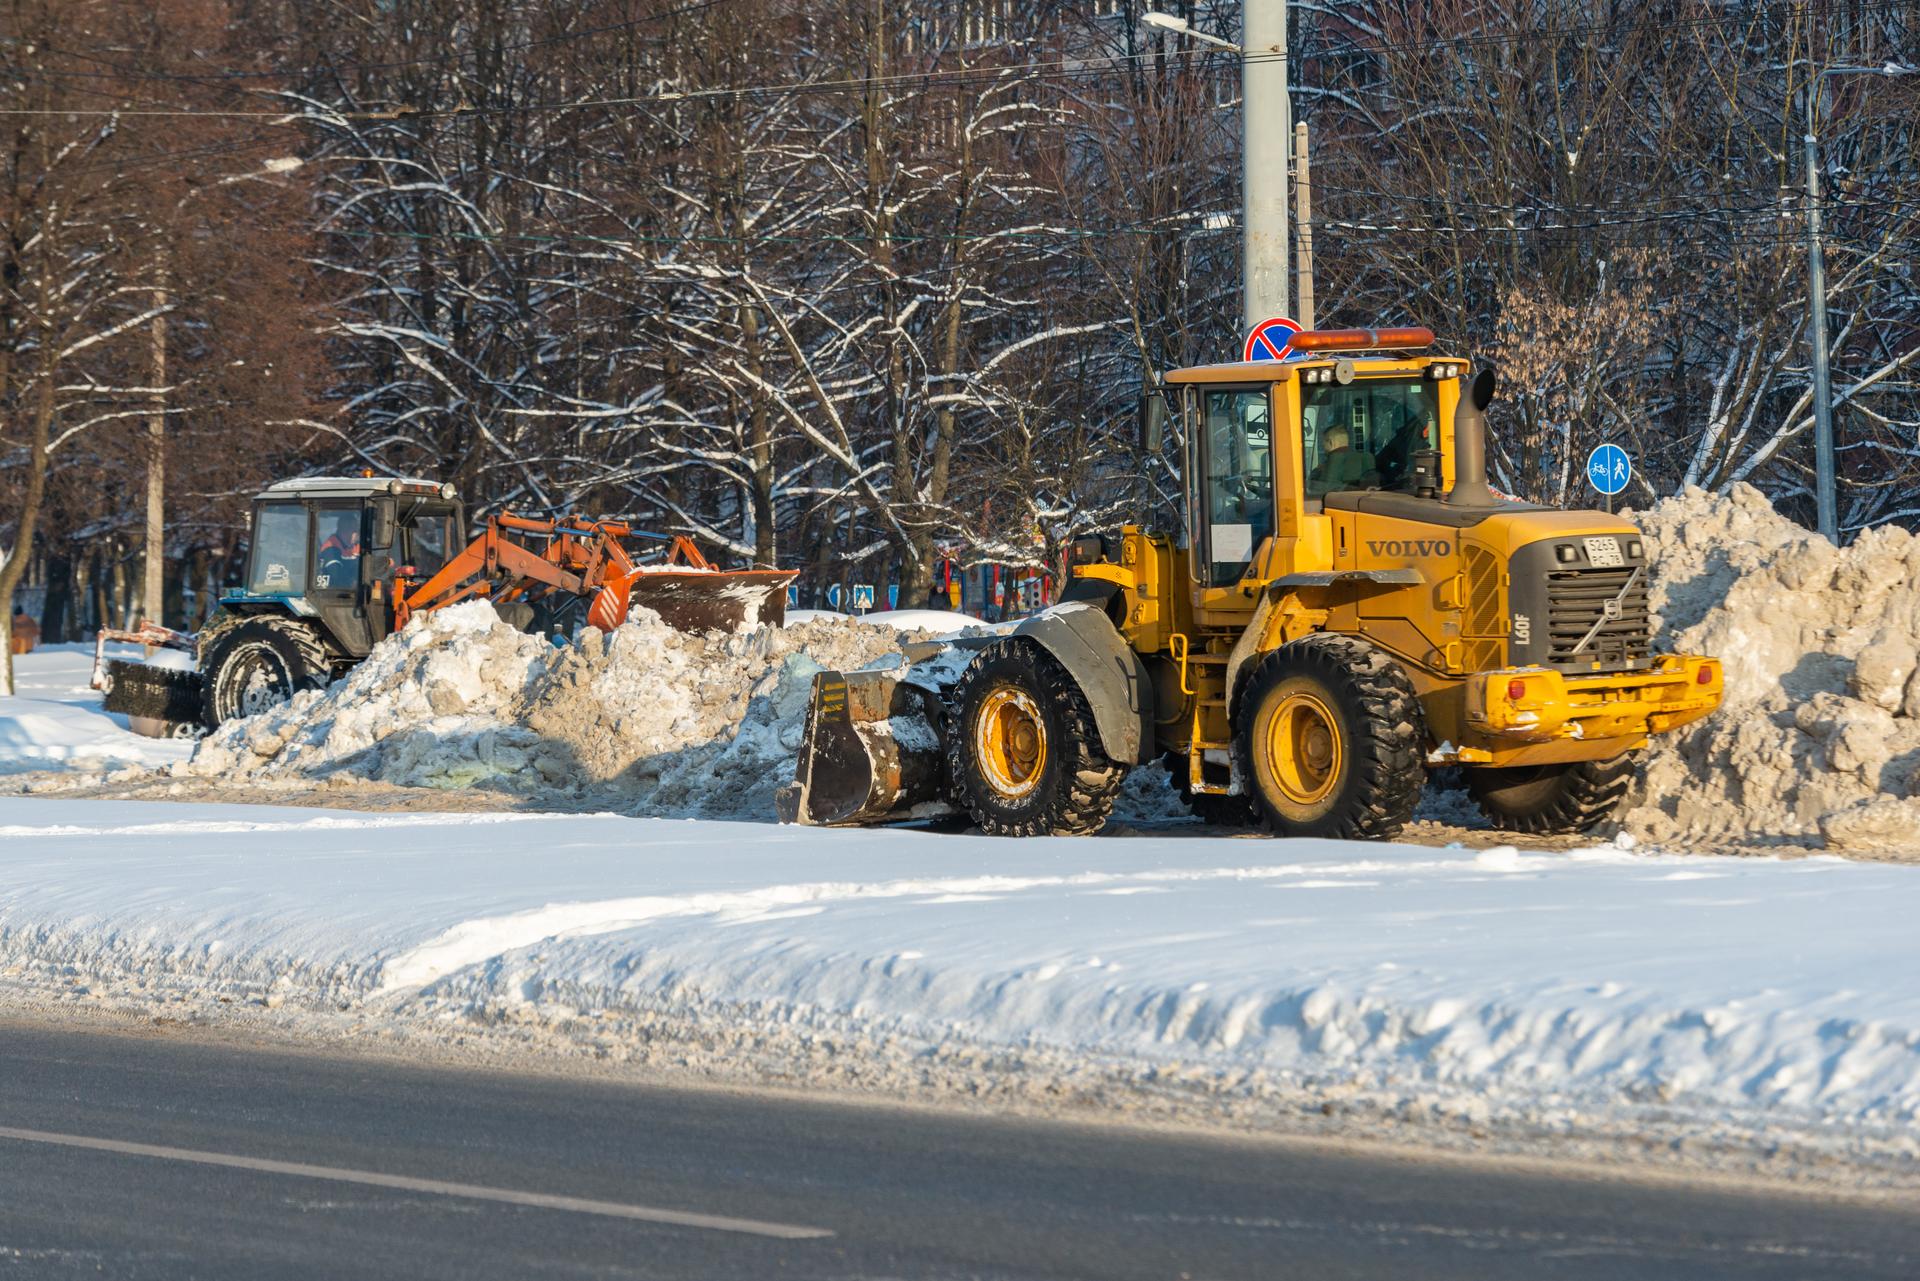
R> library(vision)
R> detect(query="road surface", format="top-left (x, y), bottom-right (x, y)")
top-left (0, 1020), bottom-right (1913, 1279)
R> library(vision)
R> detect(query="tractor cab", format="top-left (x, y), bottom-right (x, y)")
top-left (230, 477), bottom-right (465, 662)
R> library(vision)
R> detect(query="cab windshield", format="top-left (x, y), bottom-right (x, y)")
top-left (1303, 377), bottom-right (1438, 498)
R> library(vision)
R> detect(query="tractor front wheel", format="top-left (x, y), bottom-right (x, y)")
top-left (1234, 634), bottom-right (1424, 840)
top-left (947, 640), bottom-right (1126, 836)
top-left (1466, 755), bottom-right (1636, 835)
top-left (200, 617), bottom-right (333, 729)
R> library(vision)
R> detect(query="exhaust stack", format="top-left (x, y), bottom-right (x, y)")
top-left (1448, 367), bottom-right (1500, 507)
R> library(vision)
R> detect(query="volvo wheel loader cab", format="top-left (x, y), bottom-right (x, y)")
top-left (786, 326), bottom-right (1724, 839)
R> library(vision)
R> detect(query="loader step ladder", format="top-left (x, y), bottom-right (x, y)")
top-left (1172, 636), bottom-right (1234, 796)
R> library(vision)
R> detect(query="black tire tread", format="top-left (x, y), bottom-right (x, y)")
top-left (947, 639), bottom-right (1127, 837)
top-left (1466, 754), bottom-right (1637, 835)
top-left (198, 614), bottom-right (333, 728)
top-left (1233, 633), bottom-right (1425, 841)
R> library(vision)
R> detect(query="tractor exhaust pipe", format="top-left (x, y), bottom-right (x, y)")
top-left (1448, 367), bottom-right (1500, 507)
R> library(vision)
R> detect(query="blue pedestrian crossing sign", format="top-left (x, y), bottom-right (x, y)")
top-left (785, 584), bottom-right (799, 608)
top-left (1586, 443), bottom-right (1632, 497)
top-left (852, 584), bottom-right (877, 611)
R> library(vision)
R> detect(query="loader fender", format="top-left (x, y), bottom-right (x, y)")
top-left (1012, 603), bottom-right (1155, 765)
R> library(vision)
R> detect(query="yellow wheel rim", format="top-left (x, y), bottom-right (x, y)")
top-left (975, 687), bottom-right (1048, 800)
top-left (1261, 689), bottom-right (1343, 808)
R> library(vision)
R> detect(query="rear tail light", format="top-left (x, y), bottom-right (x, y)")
top-left (1697, 666), bottom-right (1713, 685)
top-left (1507, 679), bottom-right (1527, 701)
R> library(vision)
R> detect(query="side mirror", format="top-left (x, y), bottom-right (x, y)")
top-left (370, 499), bottom-right (396, 551)
top-left (1139, 388), bottom-right (1169, 453)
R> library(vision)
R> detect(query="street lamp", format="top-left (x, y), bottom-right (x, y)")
top-left (1142, 11), bottom-right (1242, 53)
top-left (1802, 61), bottom-right (1914, 544)
top-left (1144, 6), bottom-right (1290, 331)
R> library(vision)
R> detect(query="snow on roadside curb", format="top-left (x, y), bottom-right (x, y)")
top-left (2, 797), bottom-right (1917, 1170)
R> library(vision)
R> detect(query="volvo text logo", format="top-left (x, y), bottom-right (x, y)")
top-left (1366, 539), bottom-right (1453, 557)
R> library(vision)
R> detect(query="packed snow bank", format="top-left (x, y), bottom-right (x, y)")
top-left (857, 608), bottom-right (989, 633)
top-left (0, 645), bottom-right (193, 776)
top-left (1627, 483), bottom-right (1920, 851)
top-left (181, 603), bottom-right (932, 819)
top-left (2, 797), bottom-right (1917, 1169)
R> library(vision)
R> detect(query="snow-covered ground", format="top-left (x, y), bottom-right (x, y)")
top-left (0, 645), bottom-right (193, 776)
top-left (2, 794), bottom-right (1917, 1174)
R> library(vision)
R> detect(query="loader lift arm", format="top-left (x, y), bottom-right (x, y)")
top-left (392, 516), bottom-right (793, 635)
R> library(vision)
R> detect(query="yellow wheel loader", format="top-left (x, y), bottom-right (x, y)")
top-left (780, 327), bottom-right (1723, 840)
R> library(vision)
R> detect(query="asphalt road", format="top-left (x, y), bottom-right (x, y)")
top-left (0, 1022), bottom-right (1914, 1280)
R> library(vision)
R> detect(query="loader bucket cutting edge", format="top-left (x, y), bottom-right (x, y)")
top-left (780, 668), bottom-right (949, 825)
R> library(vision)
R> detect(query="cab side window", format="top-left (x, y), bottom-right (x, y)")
top-left (408, 513), bottom-right (453, 578)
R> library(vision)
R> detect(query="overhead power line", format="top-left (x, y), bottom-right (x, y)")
top-left (5, 0), bottom-right (1913, 122)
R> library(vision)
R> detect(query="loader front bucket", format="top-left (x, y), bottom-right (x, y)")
top-left (603, 567), bottom-right (799, 634)
top-left (778, 667), bottom-right (950, 826)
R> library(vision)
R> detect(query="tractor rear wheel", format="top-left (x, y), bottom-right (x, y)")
top-left (1466, 755), bottom-right (1636, 835)
top-left (1234, 634), bottom-right (1424, 840)
top-left (200, 617), bottom-right (333, 729)
top-left (947, 639), bottom-right (1127, 836)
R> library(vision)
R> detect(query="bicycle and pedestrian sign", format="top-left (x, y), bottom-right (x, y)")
top-left (1586, 443), bottom-right (1632, 497)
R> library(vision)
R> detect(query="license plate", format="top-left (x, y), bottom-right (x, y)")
top-left (1584, 536), bottom-right (1624, 567)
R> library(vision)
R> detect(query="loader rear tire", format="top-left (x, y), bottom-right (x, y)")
top-left (200, 617), bottom-right (332, 729)
top-left (1234, 634), bottom-right (1424, 841)
top-left (947, 639), bottom-right (1126, 837)
top-left (1466, 754), bottom-right (1636, 835)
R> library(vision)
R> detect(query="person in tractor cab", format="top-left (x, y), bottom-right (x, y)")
top-left (1310, 422), bottom-right (1378, 493)
top-left (317, 512), bottom-right (362, 589)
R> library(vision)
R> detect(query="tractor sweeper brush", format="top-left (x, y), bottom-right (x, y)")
top-left (91, 620), bottom-right (205, 738)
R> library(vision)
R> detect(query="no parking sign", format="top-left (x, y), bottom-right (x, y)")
top-left (1243, 316), bottom-right (1301, 363)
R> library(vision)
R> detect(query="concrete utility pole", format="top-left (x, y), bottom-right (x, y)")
top-left (1801, 62), bottom-right (1914, 545)
top-left (1241, 0), bottom-right (1289, 330)
top-left (1293, 120), bottom-right (1314, 330)
top-left (144, 275), bottom-right (167, 642)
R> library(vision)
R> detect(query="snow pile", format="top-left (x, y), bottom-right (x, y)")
top-left (183, 602), bottom-right (916, 819)
top-left (4, 797), bottom-right (1919, 1171)
top-left (1627, 482), bottom-right (1920, 851)
top-left (0, 644), bottom-right (194, 776)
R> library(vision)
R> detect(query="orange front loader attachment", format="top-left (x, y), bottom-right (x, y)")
top-left (392, 514), bottom-right (796, 635)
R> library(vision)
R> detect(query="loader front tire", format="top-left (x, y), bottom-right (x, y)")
top-left (200, 617), bottom-right (332, 729)
top-left (948, 639), bottom-right (1126, 837)
top-left (1466, 754), bottom-right (1636, 835)
top-left (1234, 634), bottom-right (1424, 841)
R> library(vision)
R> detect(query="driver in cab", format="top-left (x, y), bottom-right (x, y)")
top-left (317, 513), bottom-right (363, 589)
top-left (1311, 422), bottom-right (1378, 492)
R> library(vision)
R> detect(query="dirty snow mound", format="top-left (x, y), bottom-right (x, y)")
top-left (185, 601), bottom-right (908, 819)
top-left (1626, 482), bottom-right (1920, 850)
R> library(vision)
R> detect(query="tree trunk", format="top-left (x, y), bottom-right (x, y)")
top-left (0, 197), bottom-right (60, 695)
